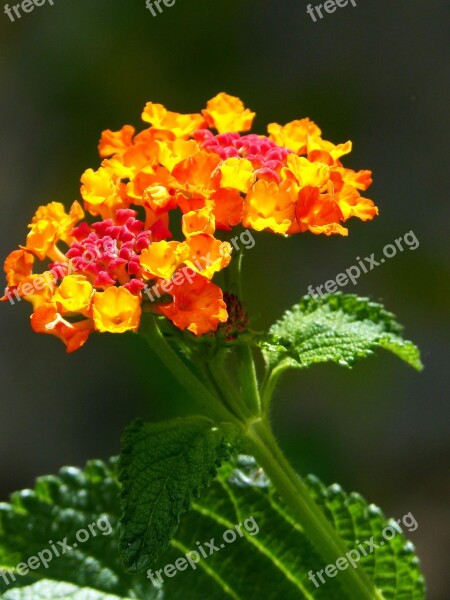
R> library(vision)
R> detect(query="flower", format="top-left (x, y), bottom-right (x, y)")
top-left (3, 249), bottom-right (34, 288)
top-left (31, 303), bottom-right (92, 353)
top-left (139, 241), bottom-right (188, 280)
top-left (92, 286), bottom-right (141, 333)
top-left (3, 93), bottom-right (377, 351)
top-left (158, 273), bottom-right (227, 336)
top-left (202, 92), bottom-right (255, 134)
top-left (52, 275), bottom-right (94, 314)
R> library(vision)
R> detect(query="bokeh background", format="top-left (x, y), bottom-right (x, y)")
top-left (0, 0), bottom-right (448, 597)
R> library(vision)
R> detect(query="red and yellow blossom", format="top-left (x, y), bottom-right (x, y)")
top-left (158, 273), bottom-right (228, 336)
top-left (2, 92), bottom-right (377, 351)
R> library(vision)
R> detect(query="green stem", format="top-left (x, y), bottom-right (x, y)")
top-left (260, 360), bottom-right (292, 415)
top-left (139, 316), bottom-right (240, 426)
top-left (244, 418), bottom-right (383, 600)
top-left (204, 360), bottom-right (250, 422)
top-left (140, 315), bottom-right (383, 600)
top-left (237, 345), bottom-right (261, 415)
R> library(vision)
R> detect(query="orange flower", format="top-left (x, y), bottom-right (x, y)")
top-left (172, 150), bottom-right (221, 192)
top-left (31, 303), bottom-right (92, 353)
top-left (103, 135), bottom-right (160, 180)
top-left (339, 168), bottom-right (373, 191)
top-left (3, 93), bottom-right (378, 349)
top-left (183, 234), bottom-right (232, 279)
top-left (26, 201), bottom-right (84, 260)
top-left (127, 168), bottom-right (177, 210)
top-left (292, 186), bottom-right (348, 236)
top-left (141, 102), bottom-right (206, 138)
top-left (335, 184), bottom-right (378, 222)
top-left (3, 249), bottom-right (34, 287)
top-left (98, 125), bottom-right (136, 158)
top-left (158, 273), bottom-right (227, 336)
top-left (243, 179), bottom-right (296, 234)
top-left (210, 188), bottom-right (243, 230)
top-left (203, 93), bottom-right (255, 134)
top-left (92, 286), bottom-right (141, 333)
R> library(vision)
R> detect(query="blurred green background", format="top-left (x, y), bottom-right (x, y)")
top-left (0, 0), bottom-right (448, 597)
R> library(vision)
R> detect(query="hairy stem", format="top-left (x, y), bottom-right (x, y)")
top-left (244, 418), bottom-right (384, 600)
top-left (139, 316), bottom-right (240, 426)
top-left (237, 345), bottom-right (261, 415)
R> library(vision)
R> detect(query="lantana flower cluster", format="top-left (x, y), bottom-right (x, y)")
top-left (2, 93), bottom-right (377, 352)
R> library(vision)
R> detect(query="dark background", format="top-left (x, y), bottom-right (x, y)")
top-left (0, 0), bottom-right (448, 597)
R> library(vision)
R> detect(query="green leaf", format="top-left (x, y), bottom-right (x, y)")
top-left (261, 293), bottom-right (423, 374)
top-left (157, 456), bottom-right (425, 600)
top-left (0, 459), bottom-right (156, 599)
top-left (0, 456), bottom-right (425, 599)
top-left (118, 417), bottom-right (240, 573)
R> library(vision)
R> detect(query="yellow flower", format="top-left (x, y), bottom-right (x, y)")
top-left (307, 137), bottom-right (352, 161)
top-left (141, 102), bottom-right (206, 138)
top-left (139, 241), bottom-right (188, 280)
top-left (92, 286), bottom-right (141, 333)
top-left (16, 273), bottom-right (56, 308)
top-left (182, 206), bottom-right (216, 238)
top-left (26, 220), bottom-right (60, 261)
top-left (282, 155), bottom-right (330, 188)
top-left (243, 179), bottom-right (296, 234)
top-left (183, 234), bottom-right (232, 279)
top-left (26, 201), bottom-right (84, 260)
top-left (219, 157), bottom-right (255, 193)
top-left (267, 118), bottom-right (322, 154)
top-left (52, 275), bottom-right (94, 314)
top-left (156, 139), bottom-right (200, 172)
top-left (80, 167), bottom-right (127, 218)
top-left (202, 93), bottom-right (255, 134)
top-left (4, 93), bottom-right (379, 349)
